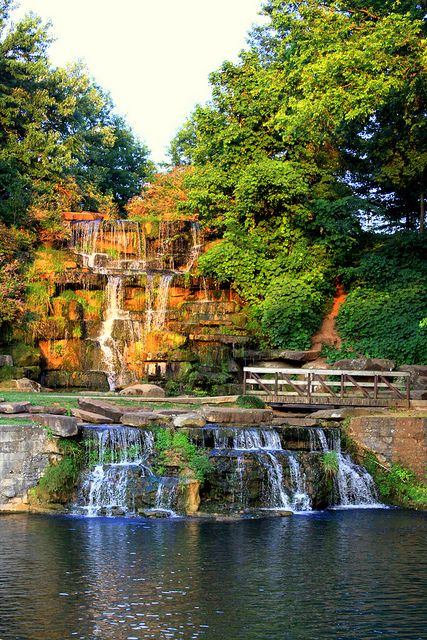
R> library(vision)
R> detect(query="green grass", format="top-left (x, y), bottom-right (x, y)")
top-left (0, 417), bottom-right (33, 426)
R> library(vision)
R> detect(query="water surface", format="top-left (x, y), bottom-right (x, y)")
top-left (0, 510), bottom-right (425, 640)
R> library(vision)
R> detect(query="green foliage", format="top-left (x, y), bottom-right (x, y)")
top-left (321, 451), bottom-right (340, 477)
top-left (337, 285), bottom-right (427, 365)
top-left (261, 276), bottom-right (327, 349)
top-left (236, 395), bottom-right (266, 409)
top-left (364, 453), bottom-right (427, 508)
top-left (154, 429), bottom-right (213, 485)
top-left (36, 438), bottom-right (84, 502)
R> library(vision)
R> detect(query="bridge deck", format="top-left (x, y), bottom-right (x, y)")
top-left (243, 367), bottom-right (411, 408)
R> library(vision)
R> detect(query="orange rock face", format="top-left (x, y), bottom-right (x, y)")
top-left (62, 211), bottom-right (106, 221)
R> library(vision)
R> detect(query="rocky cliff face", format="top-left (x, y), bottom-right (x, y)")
top-left (0, 425), bottom-right (60, 510)
top-left (7, 216), bottom-right (251, 391)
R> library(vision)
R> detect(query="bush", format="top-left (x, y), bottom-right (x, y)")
top-left (364, 453), bottom-right (427, 508)
top-left (154, 429), bottom-right (213, 485)
top-left (261, 277), bottom-right (327, 349)
top-left (337, 285), bottom-right (427, 365)
top-left (236, 395), bottom-right (266, 409)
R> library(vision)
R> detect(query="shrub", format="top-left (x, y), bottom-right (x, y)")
top-left (236, 395), bottom-right (266, 409)
top-left (154, 429), bottom-right (212, 485)
top-left (364, 453), bottom-right (427, 508)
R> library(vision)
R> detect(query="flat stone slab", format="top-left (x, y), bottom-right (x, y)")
top-left (271, 417), bottom-right (318, 427)
top-left (173, 413), bottom-right (207, 428)
top-left (78, 399), bottom-right (124, 422)
top-left (28, 405), bottom-right (67, 415)
top-left (120, 412), bottom-right (173, 427)
top-left (310, 408), bottom-right (389, 420)
top-left (32, 414), bottom-right (79, 437)
top-left (202, 406), bottom-right (274, 425)
top-left (71, 409), bottom-right (114, 424)
top-left (0, 402), bottom-right (31, 414)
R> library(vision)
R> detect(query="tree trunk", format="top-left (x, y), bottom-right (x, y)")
top-left (420, 193), bottom-right (425, 234)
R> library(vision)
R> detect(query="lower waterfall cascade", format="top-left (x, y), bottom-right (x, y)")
top-left (72, 423), bottom-right (381, 518)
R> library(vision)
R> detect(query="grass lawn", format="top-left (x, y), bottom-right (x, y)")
top-left (0, 391), bottom-right (203, 414)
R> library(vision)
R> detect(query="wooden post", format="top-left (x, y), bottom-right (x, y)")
top-left (307, 372), bottom-right (311, 402)
top-left (275, 372), bottom-right (278, 398)
top-left (243, 370), bottom-right (246, 395)
top-left (408, 375), bottom-right (411, 407)
top-left (374, 375), bottom-right (378, 399)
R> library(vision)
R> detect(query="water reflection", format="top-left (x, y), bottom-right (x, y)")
top-left (0, 510), bottom-right (425, 639)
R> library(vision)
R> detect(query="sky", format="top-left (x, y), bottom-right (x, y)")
top-left (13, 0), bottom-right (265, 165)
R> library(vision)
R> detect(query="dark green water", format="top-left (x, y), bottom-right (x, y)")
top-left (0, 509), bottom-right (425, 640)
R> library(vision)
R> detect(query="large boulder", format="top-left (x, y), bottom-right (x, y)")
top-left (399, 365), bottom-right (427, 388)
top-left (332, 358), bottom-right (395, 371)
top-left (278, 350), bottom-right (321, 363)
top-left (173, 413), bottom-right (206, 428)
top-left (33, 414), bottom-right (79, 437)
top-left (78, 399), bottom-right (124, 422)
top-left (0, 355), bottom-right (13, 367)
top-left (119, 383), bottom-right (165, 397)
top-left (0, 402), bottom-right (31, 414)
top-left (120, 412), bottom-right (172, 427)
top-left (202, 406), bottom-right (274, 425)
top-left (15, 378), bottom-right (43, 392)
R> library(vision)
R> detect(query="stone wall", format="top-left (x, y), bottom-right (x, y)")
top-left (348, 416), bottom-right (427, 480)
top-left (0, 425), bottom-right (59, 510)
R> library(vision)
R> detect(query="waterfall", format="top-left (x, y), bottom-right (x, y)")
top-left (207, 427), bottom-right (310, 512)
top-left (184, 222), bottom-right (203, 272)
top-left (70, 220), bottom-right (143, 271)
top-left (98, 275), bottom-right (138, 390)
top-left (77, 426), bottom-right (155, 517)
top-left (260, 451), bottom-right (292, 509)
top-left (155, 477), bottom-right (179, 514)
top-left (308, 427), bottom-right (380, 507)
top-left (288, 455), bottom-right (311, 511)
top-left (153, 274), bottom-right (173, 329)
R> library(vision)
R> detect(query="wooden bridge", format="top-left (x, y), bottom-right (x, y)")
top-left (243, 367), bottom-right (411, 408)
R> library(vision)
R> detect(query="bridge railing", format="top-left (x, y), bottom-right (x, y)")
top-left (243, 367), bottom-right (411, 406)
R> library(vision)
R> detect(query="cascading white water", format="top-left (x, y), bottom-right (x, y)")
top-left (288, 455), bottom-right (311, 511)
top-left (155, 477), bottom-right (179, 514)
top-left (153, 274), bottom-right (173, 330)
top-left (98, 275), bottom-right (139, 390)
top-left (210, 427), bottom-right (310, 511)
top-left (77, 426), bottom-right (154, 517)
top-left (308, 426), bottom-right (380, 507)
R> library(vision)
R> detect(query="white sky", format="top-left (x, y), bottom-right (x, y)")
top-left (13, 0), bottom-right (265, 165)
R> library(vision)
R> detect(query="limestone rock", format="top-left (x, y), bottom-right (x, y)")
top-left (410, 390), bottom-right (427, 400)
top-left (78, 398), bottom-right (123, 422)
top-left (0, 402), bottom-right (31, 414)
top-left (28, 405), bottom-right (67, 415)
top-left (0, 355), bottom-right (13, 367)
top-left (278, 350), bottom-right (321, 363)
top-left (15, 378), bottom-right (43, 392)
top-left (121, 411), bottom-right (172, 427)
top-left (71, 409), bottom-right (114, 424)
top-left (138, 509), bottom-right (171, 518)
top-left (33, 414), bottom-right (79, 437)
top-left (202, 406), bottom-right (274, 425)
top-left (119, 383), bottom-right (165, 397)
top-left (332, 358), bottom-right (395, 371)
top-left (173, 413), bottom-right (206, 428)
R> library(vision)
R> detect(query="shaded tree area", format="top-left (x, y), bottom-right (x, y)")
top-left (167, 0), bottom-right (426, 361)
top-left (0, 0), bottom-right (153, 231)
top-left (0, 0), bottom-right (153, 328)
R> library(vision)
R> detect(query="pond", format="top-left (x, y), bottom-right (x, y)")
top-left (0, 509), bottom-right (425, 640)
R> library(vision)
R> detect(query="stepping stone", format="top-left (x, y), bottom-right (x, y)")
top-left (33, 414), bottom-right (79, 437)
top-left (0, 402), bottom-right (31, 414)
top-left (71, 409), bottom-right (114, 424)
top-left (78, 399), bottom-right (123, 422)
